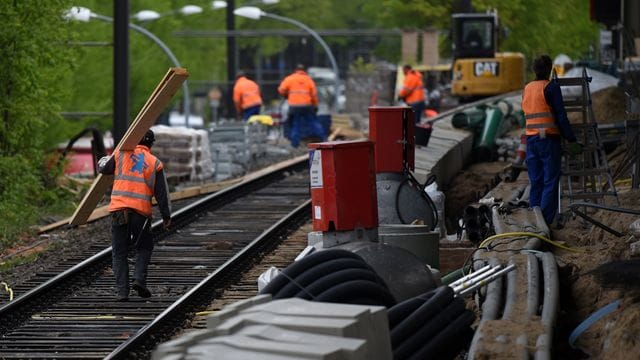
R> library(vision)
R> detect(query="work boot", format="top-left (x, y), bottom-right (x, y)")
top-left (116, 290), bottom-right (129, 302)
top-left (132, 281), bottom-right (151, 298)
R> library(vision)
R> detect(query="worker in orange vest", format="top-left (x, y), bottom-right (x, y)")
top-left (522, 55), bottom-right (581, 225)
top-left (233, 71), bottom-right (263, 121)
top-left (398, 64), bottom-right (426, 124)
top-left (278, 64), bottom-right (326, 147)
top-left (99, 130), bottom-right (172, 301)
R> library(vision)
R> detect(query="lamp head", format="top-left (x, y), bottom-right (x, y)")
top-left (212, 1), bottom-right (228, 10)
top-left (132, 10), bottom-right (161, 22)
top-left (64, 6), bottom-right (92, 22)
top-left (234, 6), bottom-right (265, 20)
top-left (179, 5), bottom-right (203, 16)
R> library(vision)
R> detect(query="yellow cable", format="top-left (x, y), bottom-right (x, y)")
top-left (1, 281), bottom-right (13, 301)
top-left (479, 231), bottom-right (582, 252)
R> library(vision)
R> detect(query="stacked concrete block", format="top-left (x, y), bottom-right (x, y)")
top-left (209, 122), bottom-right (268, 181)
top-left (153, 295), bottom-right (392, 360)
top-left (151, 125), bottom-right (214, 182)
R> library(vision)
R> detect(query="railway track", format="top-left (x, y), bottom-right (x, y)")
top-left (0, 156), bottom-right (311, 359)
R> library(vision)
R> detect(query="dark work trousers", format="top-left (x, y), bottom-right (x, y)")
top-left (242, 105), bottom-right (261, 121)
top-left (288, 105), bottom-right (326, 148)
top-left (526, 136), bottom-right (562, 224)
top-left (408, 101), bottom-right (426, 124)
top-left (111, 210), bottom-right (154, 298)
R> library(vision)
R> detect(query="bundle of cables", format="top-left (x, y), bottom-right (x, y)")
top-left (259, 249), bottom-right (396, 308)
top-left (387, 286), bottom-right (476, 360)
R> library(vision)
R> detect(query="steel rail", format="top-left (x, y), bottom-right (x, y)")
top-left (0, 156), bottom-right (308, 336)
top-left (105, 200), bottom-right (311, 359)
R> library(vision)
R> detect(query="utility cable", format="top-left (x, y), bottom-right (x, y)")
top-left (479, 231), bottom-right (582, 253)
top-left (1, 281), bottom-right (14, 301)
top-left (569, 299), bottom-right (621, 349)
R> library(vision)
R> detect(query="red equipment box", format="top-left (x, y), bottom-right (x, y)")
top-left (308, 140), bottom-right (378, 232)
top-left (368, 106), bottom-right (415, 173)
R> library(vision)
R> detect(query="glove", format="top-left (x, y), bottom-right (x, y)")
top-left (97, 155), bottom-right (112, 169)
top-left (567, 142), bottom-right (583, 155)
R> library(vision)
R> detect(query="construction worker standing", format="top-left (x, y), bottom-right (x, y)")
top-left (99, 130), bottom-right (172, 301)
top-left (233, 71), bottom-right (263, 121)
top-left (398, 64), bottom-right (426, 124)
top-left (522, 55), bottom-right (581, 225)
top-left (278, 64), bottom-right (326, 147)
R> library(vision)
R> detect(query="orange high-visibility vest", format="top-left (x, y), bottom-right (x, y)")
top-left (399, 70), bottom-right (425, 104)
top-left (522, 80), bottom-right (560, 137)
top-left (278, 70), bottom-right (318, 107)
top-left (233, 76), bottom-right (263, 110)
top-left (109, 145), bottom-right (163, 218)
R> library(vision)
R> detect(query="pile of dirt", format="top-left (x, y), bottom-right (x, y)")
top-left (553, 188), bottom-right (640, 359)
top-left (568, 86), bottom-right (628, 124)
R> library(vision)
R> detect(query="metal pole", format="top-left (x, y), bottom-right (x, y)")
top-left (263, 12), bottom-right (340, 113)
top-left (227, 0), bottom-right (237, 120)
top-left (93, 14), bottom-right (191, 128)
top-left (113, 1), bottom-right (129, 146)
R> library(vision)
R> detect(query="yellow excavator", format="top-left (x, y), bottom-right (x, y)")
top-left (450, 10), bottom-right (524, 101)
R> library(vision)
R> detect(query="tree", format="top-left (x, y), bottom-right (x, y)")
top-left (0, 0), bottom-right (76, 247)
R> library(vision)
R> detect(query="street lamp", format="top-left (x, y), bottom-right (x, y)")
top-left (66, 6), bottom-right (192, 127)
top-left (132, 5), bottom-right (203, 22)
top-left (234, 6), bottom-right (340, 113)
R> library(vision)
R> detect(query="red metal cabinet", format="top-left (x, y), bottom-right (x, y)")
top-left (368, 107), bottom-right (415, 173)
top-left (308, 141), bottom-right (378, 232)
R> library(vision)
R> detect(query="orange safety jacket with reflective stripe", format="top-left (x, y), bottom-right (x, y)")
top-left (233, 76), bottom-right (263, 110)
top-left (278, 70), bottom-right (318, 107)
top-left (522, 80), bottom-right (560, 137)
top-left (109, 145), bottom-right (163, 218)
top-left (399, 70), bottom-right (425, 104)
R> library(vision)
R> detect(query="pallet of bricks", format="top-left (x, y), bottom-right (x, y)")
top-left (151, 125), bottom-right (214, 183)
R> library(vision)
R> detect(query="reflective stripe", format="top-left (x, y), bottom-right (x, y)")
top-left (111, 190), bottom-right (152, 202)
top-left (525, 112), bottom-right (554, 119)
top-left (526, 122), bottom-right (559, 129)
top-left (114, 174), bottom-right (147, 183)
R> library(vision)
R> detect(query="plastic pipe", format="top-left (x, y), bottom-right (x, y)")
top-left (568, 299), bottom-right (621, 349)
top-left (540, 252), bottom-right (559, 331)
top-left (449, 265), bottom-right (492, 288)
top-left (390, 286), bottom-right (454, 346)
top-left (480, 257), bottom-right (503, 320)
top-left (274, 258), bottom-right (371, 299)
top-left (526, 253), bottom-right (540, 317)
top-left (408, 310), bottom-right (476, 360)
top-left (294, 268), bottom-right (382, 300)
top-left (393, 297), bottom-right (466, 359)
top-left (451, 265), bottom-right (501, 294)
top-left (259, 249), bottom-right (364, 295)
top-left (478, 105), bottom-right (504, 149)
top-left (458, 264), bottom-right (516, 297)
top-left (501, 260), bottom-right (518, 320)
top-left (314, 279), bottom-right (396, 307)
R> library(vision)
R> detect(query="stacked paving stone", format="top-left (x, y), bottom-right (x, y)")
top-left (209, 122), bottom-right (268, 181)
top-left (151, 125), bottom-right (214, 182)
top-left (152, 294), bottom-right (392, 360)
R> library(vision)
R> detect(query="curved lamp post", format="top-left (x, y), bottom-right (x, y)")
top-left (66, 6), bottom-right (192, 127)
top-left (234, 6), bottom-right (340, 113)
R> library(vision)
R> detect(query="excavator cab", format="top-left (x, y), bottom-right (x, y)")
top-left (451, 11), bottom-right (524, 100)
top-left (452, 13), bottom-right (497, 59)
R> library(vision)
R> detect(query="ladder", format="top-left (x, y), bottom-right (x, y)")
top-left (555, 68), bottom-right (619, 221)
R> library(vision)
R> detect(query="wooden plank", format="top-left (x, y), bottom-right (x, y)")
top-left (68, 67), bottom-right (189, 226)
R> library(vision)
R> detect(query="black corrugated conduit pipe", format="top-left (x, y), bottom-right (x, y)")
top-left (273, 258), bottom-right (372, 299)
top-left (387, 291), bottom-right (436, 328)
top-left (314, 279), bottom-right (397, 307)
top-left (295, 268), bottom-right (383, 300)
top-left (260, 249), bottom-right (364, 296)
top-left (261, 249), bottom-right (397, 308)
top-left (392, 296), bottom-right (466, 359)
top-left (407, 310), bottom-right (476, 360)
top-left (389, 286), bottom-right (455, 347)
